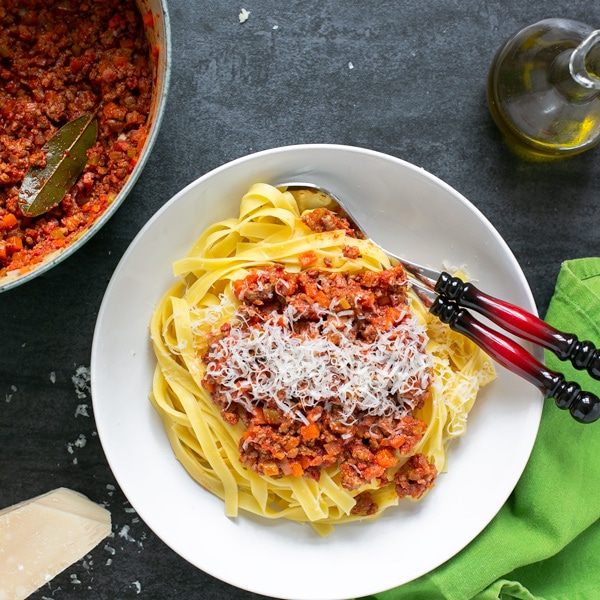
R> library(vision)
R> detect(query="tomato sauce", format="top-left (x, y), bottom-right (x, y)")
top-left (0, 0), bottom-right (154, 276)
top-left (202, 250), bottom-right (438, 514)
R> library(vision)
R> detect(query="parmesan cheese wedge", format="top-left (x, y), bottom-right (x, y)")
top-left (0, 488), bottom-right (111, 600)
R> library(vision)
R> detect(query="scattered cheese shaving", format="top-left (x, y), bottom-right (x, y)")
top-left (118, 524), bottom-right (135, 543)
top-left (238, 8), bottom-right (250, 23)
top-left (72, 365), bottom-right (91, 399)
top-left (205, 304), bottom-right (432, 424)
top-left (74, 404), bottom-right (90, 418)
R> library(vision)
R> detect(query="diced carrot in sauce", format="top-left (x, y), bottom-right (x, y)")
top-left (384, 307), bottom-right (403, 328)
top-left (300, 422), bottom-right (320, 441)
top-left (313, 290), bottom-right (330, 308)
top-left (201, 379), bottom-right (215, 393)
top-left (0, 213), bottom-right (17, 229)
top-left (299, 456), bottom-right (312, 470)
top-left (298, 250), bottom-right (318, 268)
top-left (262, 463), bottom-right (279, 477)
top-left (289, 461), bottom-right (304, 477)
top-left (304, 281), bottom-right (318, 297)
top-left (6, 236), bottom-right (23, 253)
top-left (375, 448), bottom-right (399, 468)
top-left (300, 282), bottom-right (328, 307)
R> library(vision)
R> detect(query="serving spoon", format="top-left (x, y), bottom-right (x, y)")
top-left (276, 181), bottom-right (600, 423)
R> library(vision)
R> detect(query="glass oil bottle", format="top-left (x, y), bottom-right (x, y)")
top-left (487, 18), bottom-right (600, 159)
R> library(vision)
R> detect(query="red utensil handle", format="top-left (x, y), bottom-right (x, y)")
top-left (435, 272), bottom-right (600, 380)
top-left (429, 298), bottom-right (600, 423)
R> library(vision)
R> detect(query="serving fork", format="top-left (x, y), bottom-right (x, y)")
top-left (277, 182), bottom-right (600, 424)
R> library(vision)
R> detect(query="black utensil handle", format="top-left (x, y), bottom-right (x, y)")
top-left (435, 272), bottom-right (600, 380)
top-left (430, 298), bottom-right (600, 423)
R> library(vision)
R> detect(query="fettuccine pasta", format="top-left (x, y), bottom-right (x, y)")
top-left (149, 183), bottom-right (495, 536)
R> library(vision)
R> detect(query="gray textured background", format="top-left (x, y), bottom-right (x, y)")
top-left (1, 1), bottom-right (599, 599)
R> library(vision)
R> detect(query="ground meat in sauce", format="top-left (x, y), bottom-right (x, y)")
top-left (350, 491), bottom-right (378, 516)
top-left (301, 206), bottom-right (362, 239)
top-left (202, 252), bottom-right (438, 512)
top-left (0, 0), bottom-right (154, 276)
top-left (394, 454), bottom-right (438, 500)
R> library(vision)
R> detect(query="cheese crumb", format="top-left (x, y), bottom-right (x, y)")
top-left (72, 365), bottom-right (91, 399)
top-left (238, 8), bottom-right (250, 23)
top-left (118, 524), bottom-right (135, 542)
top-left (74, 404), bottom-right (90, 418)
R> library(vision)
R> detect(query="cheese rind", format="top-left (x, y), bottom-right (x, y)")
top-left (0, 488), bottom-right (111, 600)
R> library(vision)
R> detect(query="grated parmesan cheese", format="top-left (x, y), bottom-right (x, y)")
top-left (204, 302), bottom-right (432, 424)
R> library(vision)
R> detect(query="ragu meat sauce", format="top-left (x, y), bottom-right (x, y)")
top-left (202, 263), bottom-right (438, 515)
top-left (0, 0), bottom-right (154, 277)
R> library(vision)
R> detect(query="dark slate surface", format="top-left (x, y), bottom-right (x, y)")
top-left (1, 1), bottom-right (599, 599)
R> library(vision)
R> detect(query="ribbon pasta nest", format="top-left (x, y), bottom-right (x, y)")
top-left (149, 183), bottom-right (496, 536)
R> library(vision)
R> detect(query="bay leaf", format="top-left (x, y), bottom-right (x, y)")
top-left (18, 113), bottom-right (99, 217)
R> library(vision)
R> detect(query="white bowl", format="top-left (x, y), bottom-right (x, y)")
top-left (91, 144), bottom-right (543, 600)
top-left (0, 0), bottom-right (171, 292)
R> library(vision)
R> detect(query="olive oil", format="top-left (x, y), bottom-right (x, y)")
top-left (487, 19), bottom-right (600, 160)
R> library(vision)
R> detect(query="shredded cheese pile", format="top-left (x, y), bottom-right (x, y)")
top-left (204, 303), bottom-right (432, 424)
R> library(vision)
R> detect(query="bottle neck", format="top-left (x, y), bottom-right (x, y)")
top-left (569, 30), bottom-right (600, 90)
top-left (551, 32), bottom-right (600, 102)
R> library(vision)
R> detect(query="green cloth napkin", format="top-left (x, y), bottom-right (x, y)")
top-left (362, 258), bottom-right (600, 600)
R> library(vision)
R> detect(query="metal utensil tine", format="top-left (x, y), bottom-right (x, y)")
top-left (395, 257), bottom-right (440, 291)
top-left (404, 272), bottom-right (437, 308)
